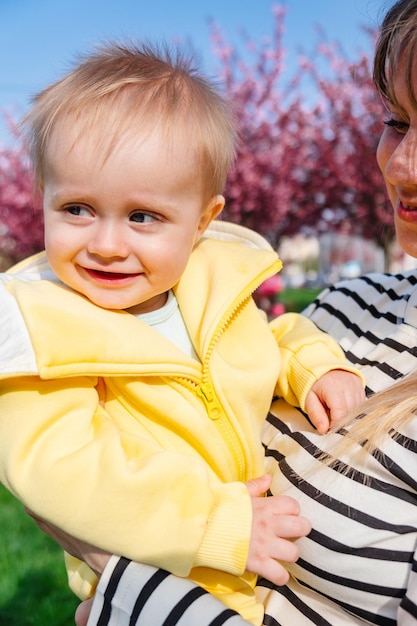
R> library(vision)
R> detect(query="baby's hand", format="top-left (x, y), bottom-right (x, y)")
top-left (245, 475), bottom-right (311, 585)
top-left (305, 369), bottom-right (366, 434)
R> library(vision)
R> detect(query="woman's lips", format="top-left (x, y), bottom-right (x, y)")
top-left (396, 200), bottom-right (417, 223)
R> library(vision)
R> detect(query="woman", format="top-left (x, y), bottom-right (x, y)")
top-left (32, 0), bottom-right (417, 623)
top-left (257, 2), bottom-right (417, 622)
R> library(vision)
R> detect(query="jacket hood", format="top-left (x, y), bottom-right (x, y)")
top-left (204, 220), bottom-right (275, 252)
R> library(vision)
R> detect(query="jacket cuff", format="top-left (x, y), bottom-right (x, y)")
top-left (288, 343), bottom-right (365, 411)
top-left (194, 482), bottom-right (252, 575)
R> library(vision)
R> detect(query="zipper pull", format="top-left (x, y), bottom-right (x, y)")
top-left (197, 383), bottom-right (222, 420)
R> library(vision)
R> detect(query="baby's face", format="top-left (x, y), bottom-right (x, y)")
top-left (41, 125), bottom-right (223, 314)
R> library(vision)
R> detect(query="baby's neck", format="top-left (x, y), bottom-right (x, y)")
top-left (126, 291), bottom-right (169, 316)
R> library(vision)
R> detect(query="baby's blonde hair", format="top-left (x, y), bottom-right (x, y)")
top-left (22, 40), bottom-right (236, 196)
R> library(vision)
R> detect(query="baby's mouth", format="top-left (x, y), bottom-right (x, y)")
top-left (85, 268), bottom-right (139, 281)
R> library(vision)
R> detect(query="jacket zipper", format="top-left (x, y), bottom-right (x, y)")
top-left (177, 262), bottom-right (281, 481)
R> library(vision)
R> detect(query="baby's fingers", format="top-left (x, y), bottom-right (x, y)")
top-left (304, 391), bottom-right (330, 434)
top-left (252, 538), bottom-right (302, 586)
top-left (267, 494), bottom-right (303, 517)
top-left (257, 558), bottom-right (291, 587)
top-left (269, 536), bottom-right (301, 564)
top-left (271, 513), bottom-right (312, 539)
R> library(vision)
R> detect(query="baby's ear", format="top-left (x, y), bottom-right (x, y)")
top-left (195, 195), bottom-right (225, 243)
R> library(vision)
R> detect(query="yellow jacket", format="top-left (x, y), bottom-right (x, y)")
top-left (0, 222), bottom-right (357, 624)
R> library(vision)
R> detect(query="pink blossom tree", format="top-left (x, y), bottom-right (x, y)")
top-left (0, 136), bottom-right (43, 269)
top-left (292, 38), bottom-right (392, 254)
top-left (210, 7), bottom-right (392, 256)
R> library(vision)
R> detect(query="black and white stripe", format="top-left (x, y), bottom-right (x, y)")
top-left (303, 271), bottom-right (417, 395)
top-left (398, 558), bottom-right (417, 625)
top-left (87, 557), bottom-right (250, 626)
top-left (259, 399), bottom-right (417, 625)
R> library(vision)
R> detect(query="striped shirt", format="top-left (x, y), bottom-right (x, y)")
top-left (303, 271), bottom-right (417, 396)
top-left (259, 401), bottom-right (417, 625)
top-left (256, 270), bottom-right (417, 625)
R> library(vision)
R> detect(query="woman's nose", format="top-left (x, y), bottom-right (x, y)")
top-left (384, 131), bottom-right (417, 186)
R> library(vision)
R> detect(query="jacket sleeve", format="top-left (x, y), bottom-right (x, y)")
top-left (268, 311), bottom-right (364, 410)
top-left (0, 376), bottom-right (252, 581)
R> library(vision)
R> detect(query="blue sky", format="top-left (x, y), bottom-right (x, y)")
top-left (0, 0), bottom-right (389, 144)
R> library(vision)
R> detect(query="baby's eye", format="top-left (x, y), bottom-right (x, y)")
top-left (130, 212), bottom-right (156, 224)
top-left (384, 118), bottom-right (409, 135)
top-left (66, 204), bottom-right (91, 216)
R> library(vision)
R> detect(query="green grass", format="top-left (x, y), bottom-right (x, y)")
top-left (279, 287), bottom-right (322, 313)
top-left (0, 484), bottom-right (78, 625)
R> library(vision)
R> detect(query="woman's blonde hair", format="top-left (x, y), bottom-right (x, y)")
top-left (325, 371), bottom-right (417, 465)
top-left (22, 40), bottom-right (236, 195)
top-left (373, 0), bottom-right (417, 108)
